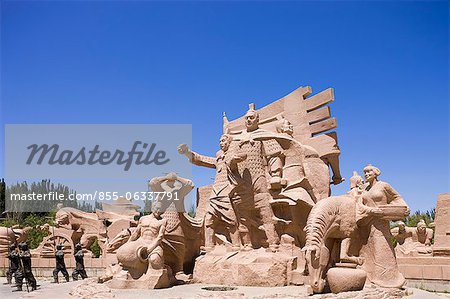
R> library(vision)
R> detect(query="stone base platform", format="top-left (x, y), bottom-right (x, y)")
top-left (398, 256), bottom-right (450, 293)
top-left (193, 246), bottom-right (304, 287)
top-left (397, 256), bottom-right (450, 281)
top-left (106, 268), bottom-right (172, 289)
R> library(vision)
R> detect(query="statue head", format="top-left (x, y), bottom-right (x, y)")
top-left (151, 200), bottom-right (163, 218)
top-left (56, 243), bottom-right (64, 251)
top-left (349, 171), bottom-right (363, 189)
top-left (276, 118), bottom-right (293, 137)
top-left (397, 221), bottom-right (406, 232)
top-left (219, 134), bottom-right (232, 152)
top-left (9, 243), bottom-right (16, 251)
top-left (417, 220), bottom-right (427, 233)
top-left (244, 103), bottom-right (259, 132)
top-left (165, 172), bottom-right (177, 182)
top-left (75, 243), bottom-right (82, 251)
top-left (363, 164), bottom-right (381, 183)
top-left (55, 209), bottom-right (70, 227)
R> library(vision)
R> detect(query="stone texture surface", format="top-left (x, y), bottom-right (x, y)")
top-left (433, 194), bottom-right (450, 256)
top-left (193, 248), bottom-right (295, 287)
top-left (326, 267), bottom-right (366, 293)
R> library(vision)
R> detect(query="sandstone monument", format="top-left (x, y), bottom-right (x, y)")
top-left (3, 85), bottom-right (446, 297)
top-left (99, 173), bottom-right (202, 289)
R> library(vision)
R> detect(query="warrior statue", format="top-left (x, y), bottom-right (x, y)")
top-left (72, 243), bottom-right (88, 280)
top-left (6, 243), bottom-right (19, 285)
top-left (227, 104), bottom-right (283, 251)
top-left (16, 242), bottom-right (37, 291)
top-left (53, 243), bottom-right (70, 283)
top-left (178, 134), bottom-right (244, 251)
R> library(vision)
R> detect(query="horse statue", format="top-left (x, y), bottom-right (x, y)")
top-left (301, 173), bottom-right (380, 294)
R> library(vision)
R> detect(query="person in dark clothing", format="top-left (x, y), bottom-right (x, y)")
top-left (5, 243), bottom-right (19, 285)
top-left (16, 242), bottom-right (37, 291)
top-left (53, 243), bottom-right (69, 283)
top-left (71, 243), bottom-right (88, 280)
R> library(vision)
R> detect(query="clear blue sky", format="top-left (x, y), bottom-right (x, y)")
top-left (1, 0), bottom-right (448, 212)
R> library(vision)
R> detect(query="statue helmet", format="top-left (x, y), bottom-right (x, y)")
top-left (56, 243), bottom-right (64, 250)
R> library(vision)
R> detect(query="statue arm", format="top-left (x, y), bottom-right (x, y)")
top-left (384, 183), bottom-right (410, 215)
top-left (128, 224), bottom-right (141, 242)
top-left (262, 139), bottom-right (283, 179)
top-left (191, 151), bottom-right (217, 169)
top-left (175, 177), bottom-right (195, 200)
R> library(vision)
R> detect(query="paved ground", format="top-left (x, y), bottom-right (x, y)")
top-left (1, 277), bottom-right (449, 299)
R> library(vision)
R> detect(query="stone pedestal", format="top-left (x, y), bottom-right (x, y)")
top-left (433, 193), bottom-right (450, 256)
top-left (193, 246), bottom-right (299, 286)
top-left (106, 267), bottom-right (171, 289)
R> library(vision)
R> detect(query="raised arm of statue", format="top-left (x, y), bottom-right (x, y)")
top-left (178, 143), bottom-right (217, 169)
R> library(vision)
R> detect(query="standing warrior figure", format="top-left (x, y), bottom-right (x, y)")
top-left (178, 134), bottom-right (244, 251)
top-left (72, 243), bottom-right (88, 280)
top-left (229, 104), bottom-right (283, 251)
top-left (6, 243), bottom-right (19, 285)
top-left (53, 244), bottom-right (70, 283)
top-left (16, 242), bottom-right (37, 291)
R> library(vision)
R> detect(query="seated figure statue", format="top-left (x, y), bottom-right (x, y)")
top-left (391, 220), bottom-right (434, 256)
top-left (101, 201), bottom-right (173, 289)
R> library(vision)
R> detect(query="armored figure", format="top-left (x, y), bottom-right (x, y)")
top-left (16, 242), bottom-right (37, 291)
top-left (72, 243), bottom-right (88, 280)
top-left (53, 244), bottom-right (69, 283)
top-left (229, 104), bottom-right (282, 250)
top-left (6, 243), bottom-right (19, 285)
top-left (178, 134), bottom-right (243, 251)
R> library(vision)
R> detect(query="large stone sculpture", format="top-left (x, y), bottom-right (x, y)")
top-left (191, 86), bottom-right (344, 287)
top-left (106, 200), bottom-right (172, 289)
top-left (432, 193), bottom-right (450, 256)
top-left (100, 174), bottom-right (202, 289)
top-left (148, 173), bottom-right (202, 277)
top-left (391, 220), bottom-right (434, 256)
top-left (32, 205), bottom-right (107, 258)
top-left (0, 226), bottom-right (31, 257)
top-left (303, 165), bottom-right (410, 293)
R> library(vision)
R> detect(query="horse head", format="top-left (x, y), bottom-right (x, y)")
top-left (302, 244), bottom-right (330, 293)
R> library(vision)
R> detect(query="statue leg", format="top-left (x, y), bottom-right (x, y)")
top-left (15, 270), bottom-right (23, 291)
top-left (203, 213), bottom-right (215, 251)
top-left (229, 225), bottom-right (241, 250)
top-left (340, 238), bottom-right (363, 265)
top-left (148, 251), bottom-right (164, 270)
top-left (26, 272), bottom-right (37, 290)
top-left (52, 268), bottom-right (59, 283)
top-left (6, 268), bottom-right (12, 284)
top-left (61, 267), bottom-right (70, 282)
top-left (80, 269), bottom-right (88, 279)
top-left (72, 270), bottom-right (78, 281)
top-left (255, 193), bottom-right (279, 250)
